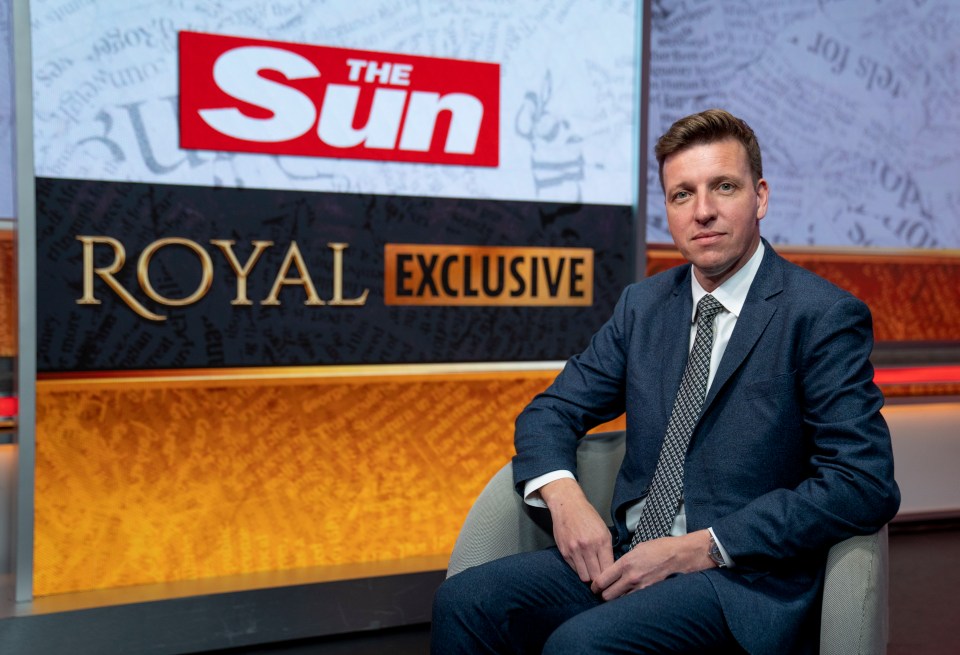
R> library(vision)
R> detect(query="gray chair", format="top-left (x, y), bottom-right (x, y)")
top-left (447, 430), bottom-right (889, 655)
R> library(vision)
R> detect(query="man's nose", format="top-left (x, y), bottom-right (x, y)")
top-left (693, 193), bottom-right (716, 223)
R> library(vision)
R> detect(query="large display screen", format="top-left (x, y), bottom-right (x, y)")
top-left (31, 0), bottom-right (641, 372)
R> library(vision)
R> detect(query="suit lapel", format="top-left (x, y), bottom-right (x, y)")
top-left (702, 245), bottom-right (784, 411)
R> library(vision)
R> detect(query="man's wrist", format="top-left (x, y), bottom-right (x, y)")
top-left (707, 527), bottom-right (733, 568)
top-left (539, 477), bottom-right (583, 507)
top-left (522, 470), bottom-right (576, 507)
top-left (708, 534), bottom-right (727, 568)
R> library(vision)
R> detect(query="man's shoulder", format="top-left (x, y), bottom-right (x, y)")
top-left (767, 249), bottom-right (859, 305)
top-left (620, 262), bottom-right (691, 302)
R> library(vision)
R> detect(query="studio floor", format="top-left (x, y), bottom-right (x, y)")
top-left (215, 520), bottom-right (960, 655)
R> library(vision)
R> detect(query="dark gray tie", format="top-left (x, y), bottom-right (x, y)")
top-left (630, 294), bottom-right (724, 548)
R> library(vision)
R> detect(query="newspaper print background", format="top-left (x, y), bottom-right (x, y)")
top-left (646, 0), bottom-right (960, 250)
top-left (30, 0), bottom-right (638, 207)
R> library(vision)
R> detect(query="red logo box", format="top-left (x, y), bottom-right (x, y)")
top-left (179, 31), bottom-right (500, 167)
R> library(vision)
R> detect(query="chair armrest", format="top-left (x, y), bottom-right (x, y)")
top-left (446, 463), bottom-right (552, 577)
top-left (446, 431), bottom-right (627, 578)
top-left (819, 526), bottom-right (889, 655)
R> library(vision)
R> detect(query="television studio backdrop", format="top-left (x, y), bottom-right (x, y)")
top-left (1, 1), bottom-right (958, 653)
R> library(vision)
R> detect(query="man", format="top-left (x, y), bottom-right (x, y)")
top-left (432, 109), bottom-right (900, 654)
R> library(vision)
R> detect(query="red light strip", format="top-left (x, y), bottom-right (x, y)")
top-left (0, 396), bottom-right (17, 418)
top-left (874, 365), bottom-right (960, 385)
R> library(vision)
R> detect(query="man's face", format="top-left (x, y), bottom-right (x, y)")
top-left (662, 138), bottom-right (768, 292)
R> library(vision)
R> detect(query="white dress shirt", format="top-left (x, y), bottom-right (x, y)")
top-left (522, 242), bottom-right (767, 566)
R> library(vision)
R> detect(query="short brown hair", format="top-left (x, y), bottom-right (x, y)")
top-left (655, 109), bottom-right (763, 189)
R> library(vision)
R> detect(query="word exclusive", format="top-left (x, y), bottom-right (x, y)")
top-left (77, 236), bottom-right (369, 322)
top-left (384, 244), bottom-right (593, 306)
top-left (179, 31), bottom-right (499, 166)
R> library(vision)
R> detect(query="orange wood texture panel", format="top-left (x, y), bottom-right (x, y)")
top-left (647, 246), bottom-right (960, 343)
top-left (0, 231), bottom-right (14, 356)
top-left (34, 378), bottom-right (549, 595)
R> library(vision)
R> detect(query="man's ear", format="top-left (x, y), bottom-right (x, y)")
top-left (755, 179), bottom-right (769, 220)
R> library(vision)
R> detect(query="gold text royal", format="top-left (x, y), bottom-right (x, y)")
top-left (77, 236), bottom-right (369, 322)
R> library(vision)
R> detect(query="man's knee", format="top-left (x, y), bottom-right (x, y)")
top-left (432, 574), bottom-right (456, 617)
top-left (541, 622), bottom-right (579, 655)
top-left (432, 550), bottom-right (599, 653)
top-left (433, 569), bottom-right (482, 624)
top-left (431, 567), bottom-right (510, 654)
top-left (433, 565), bottom-right (515, 632)
top-left (542, 617), bottom-right (613, 655)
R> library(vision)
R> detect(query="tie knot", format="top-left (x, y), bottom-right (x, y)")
top-left (697, 294), bottom-right (723, 323)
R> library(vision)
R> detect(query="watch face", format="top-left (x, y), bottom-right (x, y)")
top-left (709, 540), bottom-right (725, 567)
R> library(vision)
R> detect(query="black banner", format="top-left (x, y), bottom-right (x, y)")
top-left (36, 178), bottom-right (633, 372)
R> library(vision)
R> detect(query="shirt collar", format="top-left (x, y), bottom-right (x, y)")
top-left (690, 240), bottom-right (765, 321)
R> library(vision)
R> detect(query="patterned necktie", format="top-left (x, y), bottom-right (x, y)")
top-left (631, 293), bottom-right (724, 548)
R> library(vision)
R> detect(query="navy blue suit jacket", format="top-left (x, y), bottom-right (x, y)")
top-left (513, 243), bottom-right (900, 654)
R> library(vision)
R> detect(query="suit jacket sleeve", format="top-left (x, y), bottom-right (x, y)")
top-left (512, 286), bottom-right (631, 489)
top-left (710, 293), bottom-right (900, 566)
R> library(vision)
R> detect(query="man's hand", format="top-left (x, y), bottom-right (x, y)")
top-left (590, 529), bottom-right (716, 600)
top-left (540, 478), bottom-right (615, 583)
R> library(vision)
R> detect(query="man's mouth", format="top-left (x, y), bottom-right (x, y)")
top-left (693, 231), bottom-right (724, 243)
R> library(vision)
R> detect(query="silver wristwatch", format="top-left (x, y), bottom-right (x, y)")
top-left (708, 534), bottom-right (727, 568)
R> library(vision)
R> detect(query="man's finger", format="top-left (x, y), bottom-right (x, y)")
top-left (591, 558), bottom-right (616, 593)
top-left (572, 552), bottom-right (592, 582)
top-left (598, 544), bottom-right (615, 571)
top-left (584, 550), bottom-right (604, 582)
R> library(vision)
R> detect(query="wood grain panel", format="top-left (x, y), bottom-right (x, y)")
top-left (647, 246), bottom-right (960, 343)
top-left (34, 378), bottom-right (545, 595)
top-left (0, 232), bottom-right (14, 356)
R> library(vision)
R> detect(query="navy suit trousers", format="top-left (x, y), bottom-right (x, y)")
top-left (431, 547), bottom-right (747, 654)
